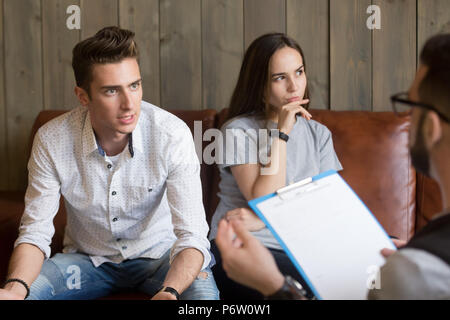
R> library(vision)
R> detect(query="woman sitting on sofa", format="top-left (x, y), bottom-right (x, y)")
top-left (209, 33), bottom-right (343, 299)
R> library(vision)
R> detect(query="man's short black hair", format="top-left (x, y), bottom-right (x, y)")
top-left (420, 33), bottom-right (450, 69)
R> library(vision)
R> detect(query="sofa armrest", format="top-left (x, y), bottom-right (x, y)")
top-left (0, 191), bottom-right (26, 282)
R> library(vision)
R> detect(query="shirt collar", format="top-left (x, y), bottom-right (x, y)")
top-left (82, 111), bottom-right (99, 157)
top-left (131, 113), bottom-right (143, 155)
top-left (81, 110), bottom-right (143, 158)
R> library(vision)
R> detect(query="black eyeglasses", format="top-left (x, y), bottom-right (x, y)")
top-left (390, 92), bottom-right (450, 123)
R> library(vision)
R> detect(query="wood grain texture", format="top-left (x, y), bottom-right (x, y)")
top-left (287, 0), bottom-right (329, 110)
top-left (373, 0), bottom-right (416, 112)
top-left (202, 0), bottom-right (243, 110)
top-left (1, 0), bottom-right (450, 191)
top-left (0, 0), bottom-right (7, 189)
top-left (42, 0), bottom-right (80, 111)
top-left (244, 0), bottom-right (286, 49)
top-left (4, 0), bottom-right (43, 190)
top-left (80, 0), bottom-right (119, 39)
top-left (330, 0), bottom-right (372, 111)
top-left (160, 0), bottom-right (202, 110)
top-left (418, 0), bottom-right (450, 61)
top-left (119, 0), bottom-right (160, 106)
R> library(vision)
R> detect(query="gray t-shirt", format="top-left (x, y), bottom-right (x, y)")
top-left (209, 114), bottom-right (343, 250)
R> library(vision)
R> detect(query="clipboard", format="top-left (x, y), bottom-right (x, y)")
top-left (248, 170), bottom-right (396, 300)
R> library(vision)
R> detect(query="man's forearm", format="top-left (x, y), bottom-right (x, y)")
top-left (3, 243), bottom-right (45, 298)
top-left (162, 248), bottom-right (204, 295)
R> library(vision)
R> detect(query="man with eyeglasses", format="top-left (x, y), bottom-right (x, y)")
top-left (214, 33), bottom-right (450, 299)
top-left (366, 34), bottom-right (450, 299)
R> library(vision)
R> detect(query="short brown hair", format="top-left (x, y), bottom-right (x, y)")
top-left (72, 26), bottom-right (139, 95)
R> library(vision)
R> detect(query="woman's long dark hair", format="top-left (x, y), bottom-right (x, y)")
top-left (226, 33), bottom-right (310, 122)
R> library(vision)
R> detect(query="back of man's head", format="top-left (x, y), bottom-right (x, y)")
top-left (420, 34), bottom-right (450, 70)
top-left (72, 26), bottom-right (139, 96)
top-left (418, 34), bottom-right (450, 125)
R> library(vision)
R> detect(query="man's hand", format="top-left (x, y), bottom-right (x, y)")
top-left (152, 248), bottom-right (203, 301)
top-left (0, 288), bottom-right (25, 300)
top-left (381, 238), bottom-right (407, 258)
top-left (215, 219), bottom-right (284, 296)
top-left (151, 290), bottom-right (178, 300)
top-left (225, 208), bottom-right (265, 232)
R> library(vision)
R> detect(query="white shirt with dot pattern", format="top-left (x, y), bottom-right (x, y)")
top-left (15, 101), bottom-right (211, 269)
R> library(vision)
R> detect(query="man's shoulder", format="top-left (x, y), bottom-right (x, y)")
top-left (370, 248), bottom-right (450, 299)
top-left (35, 106), bottom-right (85, 141)
top-left (393, 248), bottom-right (450, 273)
top-left (140, 101), bottom-right (190, 136)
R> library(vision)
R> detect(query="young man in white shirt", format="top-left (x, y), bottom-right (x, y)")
top-left (0, 26), bottom-right (219, 300)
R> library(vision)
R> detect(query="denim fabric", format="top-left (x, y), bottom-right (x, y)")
top-left (27, 250), bottom-right (219, 300)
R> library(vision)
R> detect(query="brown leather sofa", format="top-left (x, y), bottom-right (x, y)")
top-left (0, 108), bottom-right (443, 299)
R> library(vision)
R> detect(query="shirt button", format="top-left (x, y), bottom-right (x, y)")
top-left (112, 191), bottom-right (117, 196)
top-left (112, 217), bottom-right (118, 222)
top-left (107, 164), bottom-right (112, 169)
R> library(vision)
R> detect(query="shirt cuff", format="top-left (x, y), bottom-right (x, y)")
top-left (14, 237), bottom-right (50, 260)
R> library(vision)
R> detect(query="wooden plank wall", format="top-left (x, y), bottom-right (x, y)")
top-left (160, 0), bottom-right (202, 110)
top-left (4, 0), bottom-right (44, 190)
top-left (43, 0), bottom-right (80, 111)
top-left (0, 0), bottom-right (449, 191)
top-left (202, 0), bottom-right (243, 111)
top-left (373, 0), bottom-right (416, 112)
top-left (287, 0), bottom-right (329, 110)
top-left (0, 0), bottom-right (6, 190)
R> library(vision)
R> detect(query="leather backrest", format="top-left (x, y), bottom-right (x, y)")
top-left (310, 110), bottom-right (416, 240)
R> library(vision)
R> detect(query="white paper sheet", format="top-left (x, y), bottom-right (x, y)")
top-left (250, 171), bottom-right (396, 300)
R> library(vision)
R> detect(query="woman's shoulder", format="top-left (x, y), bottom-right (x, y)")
top-left (221, 114), bottom-right (265, 131)
top-left (300, 117), bottom-right (331, 134)
top-left (295, 117), bottom-right (333, 144)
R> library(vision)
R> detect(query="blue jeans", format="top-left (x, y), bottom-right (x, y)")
top-left (27, 250), bottom-right (219, 300)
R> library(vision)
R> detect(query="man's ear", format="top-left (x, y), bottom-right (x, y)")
top-left (74, 86), bottom-right (90, 107)
top-left (424, 111), bottom-right (443, 149)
